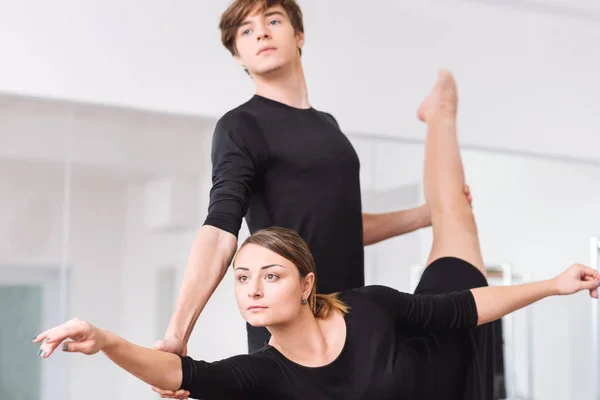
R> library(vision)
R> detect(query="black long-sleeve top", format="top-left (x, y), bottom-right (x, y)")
top-left (179, 285), bottom-right (483, 399)
top-left (203, 95), bottom-right (364, 294)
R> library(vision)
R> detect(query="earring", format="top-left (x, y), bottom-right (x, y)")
top-left (301, 298), bottom-right (308, 305)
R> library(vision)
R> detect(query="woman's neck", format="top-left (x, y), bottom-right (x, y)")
top-left (268, 309), bottom-right (345, 367)
top-left (254, 60), bottom-right (310, 110)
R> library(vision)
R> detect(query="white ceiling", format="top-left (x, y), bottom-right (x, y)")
top-left (465, 0), bottom-right (600, 17)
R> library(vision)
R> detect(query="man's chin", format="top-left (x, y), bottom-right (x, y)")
top-left (252, 63), bottom-right (285, 76)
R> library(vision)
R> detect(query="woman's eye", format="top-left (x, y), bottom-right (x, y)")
top-left (265, 273), bottom-right (278, 281)
top-left (238, 275), bottom-right (248, 282)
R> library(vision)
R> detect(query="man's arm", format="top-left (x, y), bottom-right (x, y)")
top-left (362, 184), bottom-right (472, 246)
top-left (362, 206), bottom-right (430, 246)
top-left (164, 225), bottom-right (238, 344)
top-left (157, 112), bottom-right (267, 354)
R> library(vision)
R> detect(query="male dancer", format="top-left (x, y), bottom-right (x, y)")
top-left (153, 1), bottom-right (472, 397)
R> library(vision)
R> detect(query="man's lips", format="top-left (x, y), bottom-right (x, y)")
top-left (257, 46), bottom-right (276, 55)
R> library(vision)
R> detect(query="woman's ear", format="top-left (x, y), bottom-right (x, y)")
top-left (302, 272), bottom-right (315, 299)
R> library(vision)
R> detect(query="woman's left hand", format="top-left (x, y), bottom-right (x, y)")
top-left (553, 263), bottom-right (600, 298)
top-left (33, 318), bottom-right (107, 358)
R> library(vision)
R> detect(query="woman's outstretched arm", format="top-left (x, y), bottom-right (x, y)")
top-left (33, 319), bottom-right (182, 391)
top-left (472, 263), bottom-right (600, 326)
top-left (359, 263), bottom-right (599, 331)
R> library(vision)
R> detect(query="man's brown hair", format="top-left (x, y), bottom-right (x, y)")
top-left (219, 0), bottom-right (304, 56)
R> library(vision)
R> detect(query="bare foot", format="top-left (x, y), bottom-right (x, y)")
top-left (417, 69), bottom-right (458, 122)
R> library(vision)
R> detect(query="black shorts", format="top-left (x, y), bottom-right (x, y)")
top-left (415, 256), bottom-right (503, 399)
top-left (415, 256), bottom-right (489, 295)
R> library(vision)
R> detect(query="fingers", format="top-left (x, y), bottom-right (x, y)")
top-left (578, 274), bottom-right (600, 298)
top-left (152, 387), bottom-right (190, 399)
top-left (587, 282), bottom-right (599, 299)
top-left (34, 318), bottom-right (88, 358)
top-left (582, 277), bottom-right (599, 291)
top-left (33, 328), bottom-right (54, 344)
top-left (62, 341), bottom-right (96, 354)
top-left (152, 340), bottom-right (166, 351)
top-left (164, 390), bottom-right (189, 400)
top-left (580, 264), bottom-right (600, 281)
top-left (176, 390), bottom-right (190, 400)
top-left (463, 184), bottom-right (473, 208)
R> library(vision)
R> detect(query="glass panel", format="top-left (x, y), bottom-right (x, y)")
top-left (0, 285), bottom-right (42, 400)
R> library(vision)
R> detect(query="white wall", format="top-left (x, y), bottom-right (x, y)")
top-left (0, 98), bottom-right (213, 176)
top-left (118, 181), bottom-right (198, 400)
top-left (349, 136), bottom-right (425, 292)
top-left (0, 0), bottom-right (599, 162)
top-left (66, 175), bottom-right (127, 400)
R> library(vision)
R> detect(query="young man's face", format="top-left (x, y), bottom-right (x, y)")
top-left (233, 4), bottom-right (304, 76)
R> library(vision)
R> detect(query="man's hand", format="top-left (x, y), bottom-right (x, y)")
top-left (463, 183), bottom-right (473, 208)
top-left (151, 337), bottom-right (191, 399)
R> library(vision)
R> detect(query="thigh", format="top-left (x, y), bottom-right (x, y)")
top-left (427, 209), bottom-right (487, 278)
top-left (415, 256), bottom-right (488, 295)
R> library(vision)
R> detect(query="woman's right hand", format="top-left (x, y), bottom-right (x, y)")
top-left (33, 318), bottom-right (107, 358)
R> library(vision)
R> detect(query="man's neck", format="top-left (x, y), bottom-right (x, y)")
top-left (254, 61), bottom-right (310, 109)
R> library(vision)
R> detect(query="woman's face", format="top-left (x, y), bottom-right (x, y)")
top-left (233, 243), bottom-right (313, 327)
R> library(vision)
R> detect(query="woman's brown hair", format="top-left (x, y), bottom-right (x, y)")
top-left (239, 227), bottom-right (349, 318)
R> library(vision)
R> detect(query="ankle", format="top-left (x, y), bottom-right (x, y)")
top-left (427, 112), bottom-right (457, 129)
top-left (433, 102), bottom-right (457, 118)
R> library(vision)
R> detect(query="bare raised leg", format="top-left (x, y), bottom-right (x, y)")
top-left (418, 70), bottom-right (486, 277)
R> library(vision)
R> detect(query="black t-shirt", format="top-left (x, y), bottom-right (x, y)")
top-left (179, 285), bottom-right (484, 399)
top-left (203, 95), bottom-right (364, 294)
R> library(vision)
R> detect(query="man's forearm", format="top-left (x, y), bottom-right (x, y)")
top-left (362, 206), bottom-right (430, 246)
top-left (471, 279), bottom-right (558, 326)
top-left (102, 329), bottom-right (183, 391)
top-left (165, 225), bottom-right (237, 343)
